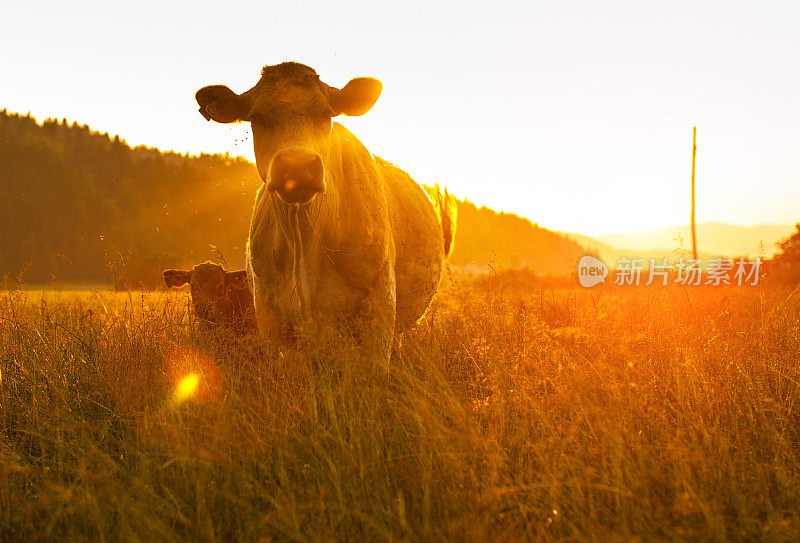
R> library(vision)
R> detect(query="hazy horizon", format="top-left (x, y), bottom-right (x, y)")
top-left (591, 220), bottom-right (797, 238)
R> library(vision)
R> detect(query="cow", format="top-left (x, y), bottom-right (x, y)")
top-left (195, 62), bottom-right (456, 358)
top-left (163, 262), bottom-right (256, 332)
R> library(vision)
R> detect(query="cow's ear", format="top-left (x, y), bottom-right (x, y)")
top-left (226, 270), bottom-right (248, 288)
top-left (163, 269), bottom-right (191, 288)
top-left (331, 78), bottom-right (382, 116)
top-left (196, 85), bottom-right (249, 123)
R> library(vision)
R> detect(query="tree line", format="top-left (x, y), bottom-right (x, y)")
top-left (0, 109), bottom-right (603, 288)
top-left (0, 110), bottom-right (260, 287)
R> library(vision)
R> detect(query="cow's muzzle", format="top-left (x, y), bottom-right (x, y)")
top-left (267, 149), bottom-right (325, 204)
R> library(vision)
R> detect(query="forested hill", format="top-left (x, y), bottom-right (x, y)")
top-left (0, 110), bottom-right (585, 287)
top-left (0, 111), bottom-right (261, 286)
top-left (449, 201), bottom-right (586, 276)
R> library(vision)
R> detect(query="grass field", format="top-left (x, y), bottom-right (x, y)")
top-left (1, 274), bottom-right (800, 541)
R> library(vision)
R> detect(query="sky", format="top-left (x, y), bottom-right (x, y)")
top-left (2, 0), bottom-right (798, 235)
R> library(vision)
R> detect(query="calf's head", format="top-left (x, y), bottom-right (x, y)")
top-left (163, 263), bottom-right (250, 325)
top-left (196, 62), bottom-right (382, 205)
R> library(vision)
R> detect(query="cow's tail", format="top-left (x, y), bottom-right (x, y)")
top-left (430, 184), bottom-right (457, 259)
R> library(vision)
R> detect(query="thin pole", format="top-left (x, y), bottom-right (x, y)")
top-left (690, 126), bottom-right (698, 260)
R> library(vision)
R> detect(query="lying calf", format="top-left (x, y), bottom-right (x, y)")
top-left (163, 262), bottom-right (256, 332)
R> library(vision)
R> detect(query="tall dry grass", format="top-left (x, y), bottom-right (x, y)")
top-left (1, 278), bottom-right (799, 541)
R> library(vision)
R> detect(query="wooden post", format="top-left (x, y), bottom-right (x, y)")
top-left (690, 126), bottom-right (698, 260)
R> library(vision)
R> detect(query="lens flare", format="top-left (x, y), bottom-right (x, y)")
top-left (175, 373), bottom-right (200, 401)
top-left (164, 347), bottom-right (223, 405)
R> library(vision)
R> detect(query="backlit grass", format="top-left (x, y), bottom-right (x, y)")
top-left (1, 276), bottom-right (799, 541)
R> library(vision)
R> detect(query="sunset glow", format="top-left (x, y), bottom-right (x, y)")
top-left (4, 3), bottom-right (800, 536)
top-left (2, 0), bottom-right (798, 234)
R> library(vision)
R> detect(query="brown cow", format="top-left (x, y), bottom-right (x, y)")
top-left (195, 62), bottom-right (456, 358)
top-left (163, 262), bottom-right (255, 332)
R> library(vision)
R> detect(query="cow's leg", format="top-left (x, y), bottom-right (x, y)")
top-left (359, 263), bottom-right (397, 362)
top-left (252, 281), bottom-right (288, 348)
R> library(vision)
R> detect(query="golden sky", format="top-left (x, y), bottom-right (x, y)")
top-left (2, 0), bottom-right (798, 235)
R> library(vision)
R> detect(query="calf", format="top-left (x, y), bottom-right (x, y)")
top-left (163, 262), bottom-right (255, 332)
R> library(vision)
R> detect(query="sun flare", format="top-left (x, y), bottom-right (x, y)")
top-left (175, 373), bottom-right (200, 401)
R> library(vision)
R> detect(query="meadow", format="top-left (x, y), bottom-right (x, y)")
top-left (1, 273), bottom-right (799, 541)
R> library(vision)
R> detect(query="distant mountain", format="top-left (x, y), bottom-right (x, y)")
top-left (0, 110), bottom-right (585, 285)
top-left (563, 222), bottom-right (797, 266)
top-left (562, 232), bottom-right (704, 265)
top-left (593, 222), bottom-right (795, 258)
top-left (450, 201), bottom-right (586, 276)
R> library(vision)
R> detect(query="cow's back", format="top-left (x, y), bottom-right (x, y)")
top-left (377, 158), bottom-right (445, 331)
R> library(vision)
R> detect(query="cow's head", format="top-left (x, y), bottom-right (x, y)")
top-left (196, 62), bottom-right (382, 205)
top-left (163, 262), bottom-right (249, 325)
